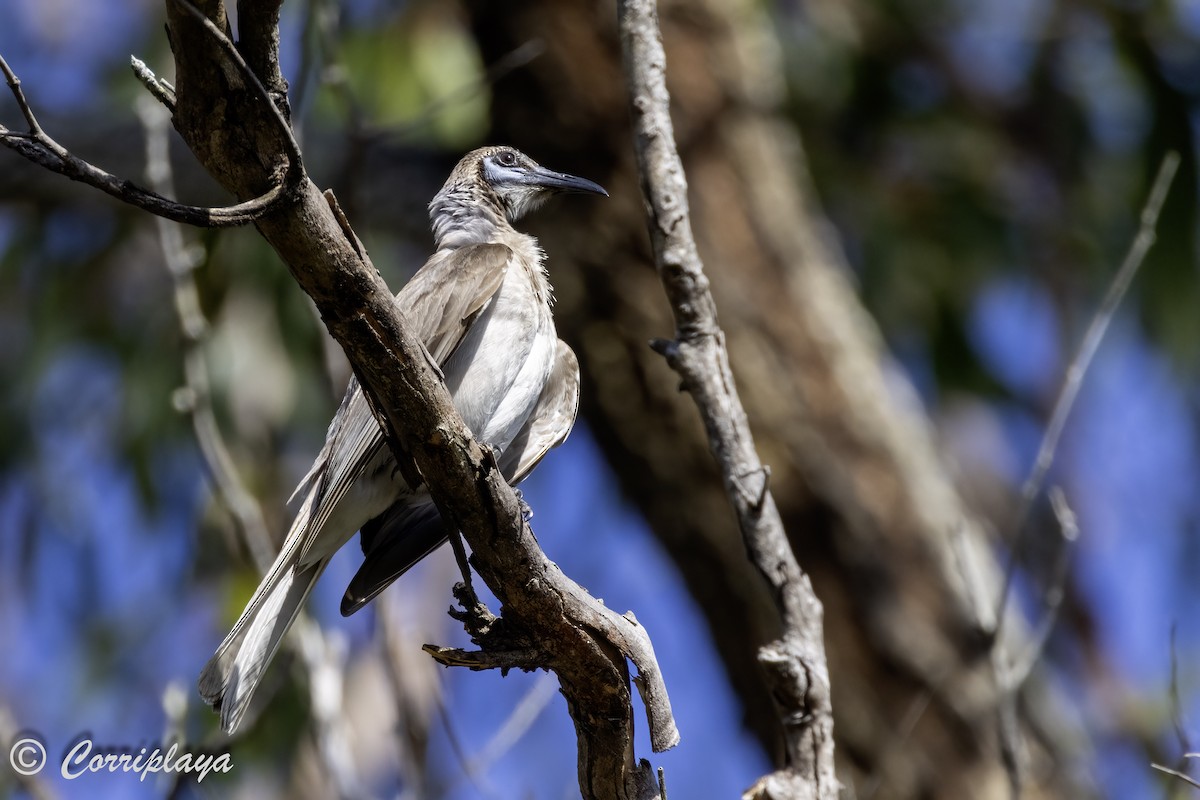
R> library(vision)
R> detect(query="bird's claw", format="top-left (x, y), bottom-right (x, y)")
top-left (515, 488), bottom-right (534, 522)
top-left (483, 443), bottom-right (502, 470)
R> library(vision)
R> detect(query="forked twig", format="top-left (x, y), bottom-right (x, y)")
top-left (996, 152), bottom-right (1180, 627)
top-left (165, 0), bottom-right (303, 172)
top-left (1007, 487), bottom-right (1079, 688)
top-left (0, 54), bottom-right (287, 227)
top-left (986, 152), bottom-right (1179, 799)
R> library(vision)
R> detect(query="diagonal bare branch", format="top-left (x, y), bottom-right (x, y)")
top-left (983, 152), bottom-right (1180, 799)
top-left (617, 1), bottom-right (836, 797)
top-left (1152, 761), bottom-right (1200, 790)
top-left (155, 1), bottom-right (679, 797)
top-left (1007, 487), bottom-right (1078, 689)
top-left (997, 152), bottom-right (1180, 625)
top-left (0, 53), bottom-right (288, 228)
top-left (138, 88), bottom-right (367, 799)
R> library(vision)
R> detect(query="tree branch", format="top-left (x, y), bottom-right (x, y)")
top-left (137, 89), bottom-right (368, 798)
top-left (617, 1), bottom-right (837, 798)
top-left (997, 151), bottom-right (1180, 625)
top-left (1152, 760), bottom-right (1200, 790)
top-left (156, 1), bottom-right (677, 797)
top-left (136, 91), bottom-right (275, 570)
top-left (235, 0), bottom-right (289, 118)
top-left (0, 52), bottom-right (290, 227)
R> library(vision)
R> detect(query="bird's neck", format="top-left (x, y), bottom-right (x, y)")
top-left (428, 185), bottom-right (553, 305)
top-left (429, 184), bottom-right (510, 250)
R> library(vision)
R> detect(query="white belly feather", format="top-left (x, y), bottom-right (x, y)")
top-left (442, 260), bottom-right (556, 454)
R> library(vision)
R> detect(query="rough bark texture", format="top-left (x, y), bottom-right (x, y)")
top-left (618, 0), bottom-right (837, 795)
top-left (463, 0), bottom-right (1076, 796)
top-left (159, 2), bottom-right (677, 797)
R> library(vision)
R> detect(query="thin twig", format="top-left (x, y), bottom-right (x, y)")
top-left (466, 672), bottom-right (559, 776)
top-left (380, 40), bottom-right (546, 144)
top-left (292, 0), bottom-right (326, 134)
top-left (130, 56), bottom-right (176, 111)
top-left (422, 644), bottom-right (541, 671)
top-left (293, 0), bottom-right (364, 139)
top-left (985, 153), bottom-right (1179, 800)
top-left (996, 152), bottom-right (1180, 626)
top-left (292, 0), bottom-right (543, 150)
top-left (0, 53), bottom-right (285, 227)
top-left (430, 672), bottom-right (558, 800)
top-left (1007, 487), bottom-right (1079, 688)
top-left (136, 93), bottom-right (275, 571)
top-left (860, 684), bottom-right (938, 799)
top-left (990, 487), bottom-right (1080, 799)
top-left (138, 92), bottom-right (363, 795)
top-left (619, 0), bottom-right (836, 796)
top-left (376, 598), bottom-right (443, 800)
top-left (445, 521), bottom-right (476, 593)
top-left (1153, 762), bottom-right (1200, 790)
top-left (434, 687), bottom-right (499, 800)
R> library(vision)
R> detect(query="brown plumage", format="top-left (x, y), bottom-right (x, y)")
top-left (198, 146), bottom-right (605, 733)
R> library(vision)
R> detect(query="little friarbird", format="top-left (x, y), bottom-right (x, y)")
top-left (199, 146), bottom-right (607, 733)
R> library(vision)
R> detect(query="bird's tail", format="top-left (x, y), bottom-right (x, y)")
top-left (198, 502), bottom-right (325, 734)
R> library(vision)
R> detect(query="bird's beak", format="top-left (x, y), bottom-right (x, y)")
top-left (524, 165), bottom-right (609, 197)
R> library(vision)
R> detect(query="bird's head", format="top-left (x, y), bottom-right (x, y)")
top-left (430, 146), bottom-right (607, 248)
top-left (470, 146), bottom-right (608, 221)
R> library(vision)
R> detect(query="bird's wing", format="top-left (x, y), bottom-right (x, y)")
top-left (339, 341), bottom-right (579, 616)
top-left (498, 339), bottom-right (581, 484)
top-left (396, 242), bottom-right (512, 364)
top-left (339, 500), bottom-right (446, 617)
top-left (294, 243), bottom-right (513, 557)
top-left (296, 376), bottom-right (387, 564)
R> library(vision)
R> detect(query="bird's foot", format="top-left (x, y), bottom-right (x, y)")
top-left (449, 582), bottom-right (497, 638)
top-left (482, 442), bottom-right (503, 471)
top-left (515, 488), bottom-right (534, 522)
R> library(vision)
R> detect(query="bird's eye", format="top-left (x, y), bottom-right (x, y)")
top-left (496, 150), bottom-right (518, 167)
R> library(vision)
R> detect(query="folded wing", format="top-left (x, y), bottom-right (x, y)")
top-left (339, 339), bottom-right (580, 616)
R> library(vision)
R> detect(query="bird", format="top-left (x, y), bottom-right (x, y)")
top-left (198, 146), bottom-right (607, 733)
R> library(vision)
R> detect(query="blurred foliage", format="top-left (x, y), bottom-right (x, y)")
top-left (320, 4), bottom-right (488, 144)
top-left (0, 0), bottom-right (494, 514)
top-left (0, 4), bottom-right (505, 793)
top-left (776, 0), bottom-right (1200, 388)
top-left (4, 0), bottom-right (1200, 796)
top-left (769, 4), bottom-right (1200, 791)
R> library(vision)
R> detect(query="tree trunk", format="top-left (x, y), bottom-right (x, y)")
top-left (463, 0), bottom-right (1081, 796)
